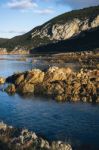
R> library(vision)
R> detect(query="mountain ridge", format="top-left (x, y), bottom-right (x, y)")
top-left (31, 26), bottom-right (99, 54)
top-left (0, 5), bottom-right (99, 52)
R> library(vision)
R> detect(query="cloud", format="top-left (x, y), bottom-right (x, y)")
top-left (0, 30), bottom-right (27, 34)
top-left (5, 0), bottom-right (38, 10)
top-left (34, 8), bottom-right (54, 14)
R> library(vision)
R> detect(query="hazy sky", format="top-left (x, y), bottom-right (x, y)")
top-left (0, 0), bottom-right (99, 38)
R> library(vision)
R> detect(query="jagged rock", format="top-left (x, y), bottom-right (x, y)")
top-left (0, 77), bottom-right (5, 84)
top-left (18, 82), bottom-right (34, 94)
top-left (5, 84), bottom-right (16, 94)
top-left (15, 74), bottom-right (24, 86)
top-left (53, 83), bottom-right (64, 95)
top-left (51, 141), bottom-right (72, 150)
top-left (44, 67), bottom-right (72, 83)
top-left (0, 122), bottom-right (72, 150)
top-left (37, 138), bottom-right (50, 149)
top-left (25, 69), bottom-right (44, 84)
top-left (31, 14), bottom-right (99, 41)
top-left (4, 67), bottom-right (99, 103)
top-left (0, 122), bottom-right (7, 130)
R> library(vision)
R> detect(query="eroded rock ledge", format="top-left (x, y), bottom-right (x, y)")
top-left (0, 122), bottom-right (72, 150)
top-left (5, 66), bottom-right (99, 103)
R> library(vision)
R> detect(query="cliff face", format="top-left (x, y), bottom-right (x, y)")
top-left (0, 5), bottom-right (99, 51)
top-left (31, 15), bottom-right (99, 41)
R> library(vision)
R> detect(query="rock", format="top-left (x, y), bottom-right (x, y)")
top-left (51, 141), bottom-right (72, 150)
top-left (0, 122), bottom-right (7, 130)
top-left (71, 95), bottom-right (80, 102)
top-left (5, 84), bottom-right (16, 94)
top-left (0, 77), bottom-right (5, 84)
top-left (18, 82), bottom-right (34, 94)
top-left (38, 138), bottom-right (50, 149)
top-left (0, 122), bottom-right (72, 150)
top-left (44, 67), bottom-right (72, 83)
top-left (96, 96), bottom-right (99, 103)
top-left (15, 74), bottom-right (24, 86)
top-left (53, 82), bottom-right (64, 95)
top-left (4, 67), bottom-right (99, 103)
top-left (55, 95), bottom-right (63, 102)
top-left (6, 73), bottom-right (23, 84)
top-left (25, 69), bottom-right (44, 84)
top-left (82, 97), bottom-right (87, 102)
top-left (31, 14), bottom-right (99, 41)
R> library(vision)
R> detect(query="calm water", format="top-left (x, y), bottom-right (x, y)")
top-left (0, 55), bottom-right (99, 150)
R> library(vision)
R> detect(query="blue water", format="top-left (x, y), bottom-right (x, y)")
top-left (0, 55), bottom-right (99, 150)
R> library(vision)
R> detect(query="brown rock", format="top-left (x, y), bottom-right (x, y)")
top-left (0, 77), bottom-right (5, 84)
top-left (26, 69), bottom-right (44, 84)
top-left (15, 74), bottom-right (24, 86)
top-left (44, 67), bottom-right (72, 83)
top-left (18, 82), bottom-right (34, 94)
top-left (5, 84), bottom-right (16, 94)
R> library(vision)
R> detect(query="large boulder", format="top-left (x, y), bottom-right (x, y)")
top-left (44, 67), bottom-right (72, 83)
top-left (25, 69), bottom-right (44, 84)
top-left (18, 82), bottom-right (34, 94)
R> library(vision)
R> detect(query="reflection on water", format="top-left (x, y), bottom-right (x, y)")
top-left (0, 55), bottom-right (99, 150)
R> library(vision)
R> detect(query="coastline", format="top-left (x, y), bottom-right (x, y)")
top-left (0, 122), bottom-right (72, 150)
top-left (1, 66), bottom-right (98, 103)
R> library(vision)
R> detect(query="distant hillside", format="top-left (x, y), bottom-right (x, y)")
top-left (0, 5), bottom-right (99, 52)
top-left (0, 38), bottom-right (8, 45)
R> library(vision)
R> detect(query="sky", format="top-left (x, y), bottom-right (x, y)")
top-left (0, 0), bottom-right (99, 38)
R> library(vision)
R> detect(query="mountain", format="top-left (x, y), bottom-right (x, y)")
top-left (31, 27), bottom-right (99, 54)
top-left (0, 5), bottom-right (99, 52)
top-left (0, 38), bottom-right (8, 45)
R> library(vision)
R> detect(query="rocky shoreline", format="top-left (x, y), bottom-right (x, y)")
top-left (0, 48), bottom-right (29, 55)
top-left (0, 122), bottom-right (72, 150)
top-left (0, 66), bottom-right (98, 103)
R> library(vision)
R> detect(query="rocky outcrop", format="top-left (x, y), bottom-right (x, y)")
top-left (0, 122), bottom-right (72, 150)
top-left (9, 47), bottom-right (29, 55)
top-left (0, 48), bottom-right (8, 55)
top-left (5, 67), bottom-right (99, 103)
top-left (31, 15), bottom-right (99, 41)
top-left (44, 67), bottom-right (72, 83)
top-left (0, 77), bottom-right (5, 84)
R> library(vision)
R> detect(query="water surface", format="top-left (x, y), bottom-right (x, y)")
top-left (0, 55), bottom-right (99, 150)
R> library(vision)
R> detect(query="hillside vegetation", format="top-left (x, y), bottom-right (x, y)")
top-left (31, 27), bottom-right (99, 54)
top-left (0, 5), bottom-right (99, 52)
